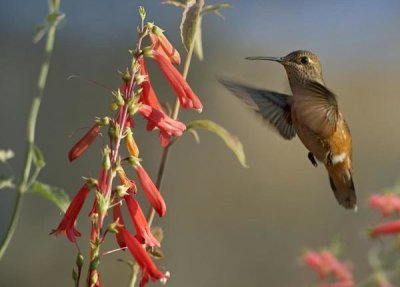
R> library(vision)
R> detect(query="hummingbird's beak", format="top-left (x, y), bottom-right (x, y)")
top-left (245, 56), bottom-right (283, 63)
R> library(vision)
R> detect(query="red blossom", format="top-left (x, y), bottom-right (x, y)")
top-left (112, 204), bottom-right (126, 249)
top-left (124, 195), bottom-right (160, 247)
top-left (68, 124), bottom-right (101, 161)
top-left (138, 58), bottom-right (163, 111)
top-left (149, 33), bottom-right (181, 65)
top-left (369, 193), bottom-right (400, 217)
top-left (50, 184), bottom-right (91, 242)
top-left (135, 163), bottom-right (166, 217)
top-left (303, 250), bottom-right (354, 286)
top-left (304, 251), bottom-right (324, 277)
top-left (117, 227), bottom-right (169, 287)
top-left (370, 220), bottom-right (400, 237)
top-left (138, 104), bottom-right (186, 147)
top-left (153, 51), bottom-right (202, 112)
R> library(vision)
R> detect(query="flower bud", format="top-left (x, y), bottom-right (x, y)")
top-left (102, 147), bottom-right (111, 171)
top-left (76, 253), bottom-right (84, 268)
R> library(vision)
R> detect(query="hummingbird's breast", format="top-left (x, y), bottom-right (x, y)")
top-left (292, 108), bottom-right (352, 167)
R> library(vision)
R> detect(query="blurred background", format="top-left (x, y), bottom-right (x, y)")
top-left (1, 0), bottom-right (400, 286)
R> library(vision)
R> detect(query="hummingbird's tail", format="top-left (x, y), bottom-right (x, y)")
top-left (327, 165), bottom-right (357, 211)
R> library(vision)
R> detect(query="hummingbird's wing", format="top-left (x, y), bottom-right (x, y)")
top-left (219, 79), bottom-right (296, 140)
top-left (295, 81), bottom-right (339, 138)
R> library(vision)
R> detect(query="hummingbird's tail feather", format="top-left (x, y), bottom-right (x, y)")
top-left (327, 167), bottom-right (357, 211)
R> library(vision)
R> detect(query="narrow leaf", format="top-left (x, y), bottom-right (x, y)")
top-left (0, 176), bottom-right (15, 190)
top-left (187, 120), bottom-right (248, 168)
top-left (31, 181), bottom-right (70, 212)
top-left (180, 0), bottom-right (204, 51)
top-left (0, 149), bottom-right (14, 163)
top-left (193, 16), bottom-right (204, 60)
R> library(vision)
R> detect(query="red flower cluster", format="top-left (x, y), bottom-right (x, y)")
top-left (304, 250), bottom-right (354, 287)
top-left (369, 193), bottom-right (400, 217)
top-left (51, 21), bottom-right (205, 286)
top-left (369, 193), bottom-right (400, 237)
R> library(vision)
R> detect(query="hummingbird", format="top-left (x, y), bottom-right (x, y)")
top-left (220, 50), bottom-right (356, 210)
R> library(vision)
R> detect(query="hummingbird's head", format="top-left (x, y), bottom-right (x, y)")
top-left (246, 50), bottom-right (325, 86)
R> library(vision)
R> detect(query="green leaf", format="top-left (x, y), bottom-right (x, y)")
top-left (0, 149), bottom-right (14, 163)
top-left (33, 23), bottom-right (49, 44)
top-left (31, 144), bottom-right (46, 169)
top-left (193, 16), bottom-right (204, 60)
top-left (0, 176), bottom-right (15, 190)
top-left (180, 0), bottom-right (204, 51)
top-left (31, 181), bottom-right (70, 212)
top-left (187, 120), bottom-right (248, 168)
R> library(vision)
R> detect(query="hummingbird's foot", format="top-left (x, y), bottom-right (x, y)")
top-left (326, 152), bottom-right (333, 166)
top-left (308, 152), bottom-right (318, 167)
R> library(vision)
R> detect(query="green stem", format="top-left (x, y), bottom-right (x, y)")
top-left (0, 0), bottom-right (62, 260)
top-left (130, 27), bottom-right (197, 287)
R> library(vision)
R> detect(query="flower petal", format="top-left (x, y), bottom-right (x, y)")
top-left (50, 184), bottom-right (91, 242)
top-left (118, 227), bottom-right (169, 285)
top-left (135, 164), bottom-right (166, 217)
top-left (124, 195), bottom-right (160, 247)
top-left (153, 51), bottom-right (202, 112)
top-left (68, 124), bottom-right (101, 161)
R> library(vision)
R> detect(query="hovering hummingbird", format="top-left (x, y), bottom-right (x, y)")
top-left (220, 50), bottom-right (356, 210)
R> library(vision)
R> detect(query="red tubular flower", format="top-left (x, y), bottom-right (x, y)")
top-left (124, 195), bottom-right (160, 247)
top-left (138, 58), bottom-right (163, 111)
top-left (304, 251), bottom-right (324, 277)
top-left (369, 193), bottom-right (400, 217)
top-left (135, 163), bottom-right (166, 217)
top-left (153, 51), bottom-right (202, 112)
top-left (68, 124), bottom-right (101, 161)
top-left (112, 204), bottom-right (126, 249)
top-left (149, 33), bottom-right (181, 65)
top-left (138, 104), bottom-right (186, 147)
top-left (370, 220), bottom-right (400, 237)
top-left (50, 184), bottom-right (91, 242)
top-left (117, 227), bottom-right (169, 287)
top-left (304, 250), bottom-right (354, 286)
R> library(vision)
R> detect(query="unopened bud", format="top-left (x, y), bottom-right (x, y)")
top-left (110, 102), bottom-right (119, 111)
top-left (95, 116), bottom-right (110, 126)
top-left (102, 148), bottom-right (111, 171)
top-left (72, 268), bottom-right (78, 281)
top-left (76, 253), bottom-right (84, 268)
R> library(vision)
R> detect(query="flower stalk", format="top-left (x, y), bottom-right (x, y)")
top-left (0, 0), bottom-right (63, 259)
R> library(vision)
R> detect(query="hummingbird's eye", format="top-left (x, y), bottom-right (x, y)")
top-left (300, 56), bottom-right (309, 64)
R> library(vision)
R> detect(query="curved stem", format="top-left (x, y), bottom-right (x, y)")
top-left (0, 0), bottom-right (61, 260)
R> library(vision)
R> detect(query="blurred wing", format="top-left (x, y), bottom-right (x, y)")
top-left (219, 79), bottom-right (296, 140)
top-left (295, 81), bottom-right (339, 138)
